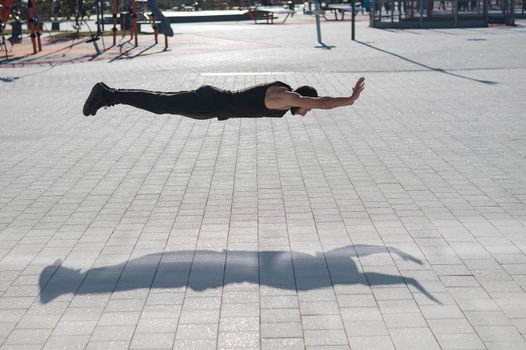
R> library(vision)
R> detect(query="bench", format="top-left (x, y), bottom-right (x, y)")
top-left (136, 19), bottom-right (162, 33)
top-left (136, 17), bottom-right (169, 49)
top-left (325, 3), bottom-right (362, 20)
top-left (245, 6), bottom-right (296, 24)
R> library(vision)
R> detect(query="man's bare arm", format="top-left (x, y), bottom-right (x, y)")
top-left (301, 96), bottom-right (356, 110)
top-left (280, 77), bottom-right (365, 110)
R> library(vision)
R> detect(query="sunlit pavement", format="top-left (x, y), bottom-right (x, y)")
top-left (1, 14), bottom-right (526, 350)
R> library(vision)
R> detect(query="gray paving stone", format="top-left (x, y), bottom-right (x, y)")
top-left (43, 335), bottom-right (91, 350)
top-left (302, 315), bottom-right (344, 330)
top-left (85, 341), bottom-right (130, 350)
top-left (474, 325), bottom-right (525, 343)
top-left (97, 312), bottom-right (141, 326)
top-left (485, 342), bottom-right (526, 350)
top-left (90, 326), bottom-right (136, 342)
top-left (135, 318), bottom-right (179, 334)
top-left (389, 328), bottom-right (441, 350)
top-left (347, 336), bottom-right (395, 350)
top-left (52, 320), bottom-right (97, 336)
top-left (130, 333), bottom-right (174, 349)
top-left (3, 328), bottom-right (51, 345)
top-left (175, 324), bottom-right (218, 340)
top-left (219, 317), bottom-right (259, 332)
top-left (261, 308), bottom-right (301, 323)
top-left (261, 322), bottom-right (303, 338)
top-left (435, 333), bottom-right (486, 350)
top-left (261, 338), bottom-right (305, 350)
top-left (304, 330), bottom-right (349, 346)
top-left (383, 313), bottom-right (428, 329)
top-left (344, 320), bottom-right (389, 337)
top-left (217, 331), bottom-right (260, 348)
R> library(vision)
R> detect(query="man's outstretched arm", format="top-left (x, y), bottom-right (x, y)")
top-left (284, 77), bottom-right (365, 110)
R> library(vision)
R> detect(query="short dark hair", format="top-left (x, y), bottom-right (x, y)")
top-left (290, 85), bottom-right (318, 115)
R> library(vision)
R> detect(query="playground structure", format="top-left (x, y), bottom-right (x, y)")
top-left (1, 0), bottom-right (42, 54)
top-left (0, 0), bottom-right (174, 58)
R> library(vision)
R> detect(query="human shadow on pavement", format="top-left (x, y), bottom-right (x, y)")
top-left (0, 39), bottom-right (87, 65)
top-left (108, 40), bottom-right (166, 63)
top-left (356, 40), bottom-right (498, 85)
top-left (39, 244), bottom-right (439, 304)
top-left (0, 76), bottom-right (18, 82)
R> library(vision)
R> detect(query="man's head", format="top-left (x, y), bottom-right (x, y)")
top-left (290, 85), bottom-right (318, 116)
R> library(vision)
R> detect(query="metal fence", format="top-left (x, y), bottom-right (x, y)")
top-left (370, 0), bottom-right (517, 27)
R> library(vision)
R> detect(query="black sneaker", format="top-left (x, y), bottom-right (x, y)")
top-left (82, 82), bottom-right (114, 116)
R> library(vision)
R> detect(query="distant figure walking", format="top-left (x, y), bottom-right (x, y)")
top-left (82, 77), bottom-right (365, 120)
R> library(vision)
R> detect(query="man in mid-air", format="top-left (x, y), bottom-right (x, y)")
top-left (83, 77), bottom-right (365, 120)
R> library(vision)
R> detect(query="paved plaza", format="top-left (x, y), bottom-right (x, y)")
top-left (1, 15), bottom-right (526, 349)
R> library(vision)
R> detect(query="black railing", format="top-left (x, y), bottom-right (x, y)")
top-left (370, 0), bottom-right (515, 27)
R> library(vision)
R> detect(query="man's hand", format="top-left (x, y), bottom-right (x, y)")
top-left (351, 77), bottom-right (365, 102)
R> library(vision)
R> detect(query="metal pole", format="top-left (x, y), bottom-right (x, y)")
top-left (314, 0), bottom-right (323, 44)
top-left (351, 0), bottom-right (355, 40)
top-left (370, 0), bottom-right (375, 26)
top-left (27, 0), bottom-right (37, 53)
top-left (112, 0), bottom-right (117, 45)
top-left (454, 0), bottom-right (458, 26)
top-left (419, 0), bottom-right (423, 27)
top-left (509, 0), bottom-right (515, 24)
top-left (96, 0), bottom-right (101, 37)
top-left (51, 0), bottom-right (59, 30)
top-left (483, 0), bottom-right (488, 25)
top-left (101, 0), bottom-right (105, 34)
top-left (131, 0), bottom-right (138, 46)
top-left (33, 0), bottom-right (42, 51)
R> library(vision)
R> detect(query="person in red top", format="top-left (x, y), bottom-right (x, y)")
top-left (83, 77), bottom-right (365, 120)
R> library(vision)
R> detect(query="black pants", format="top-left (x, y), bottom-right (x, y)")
top-left (112, 85), bottom-right (227, 120)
